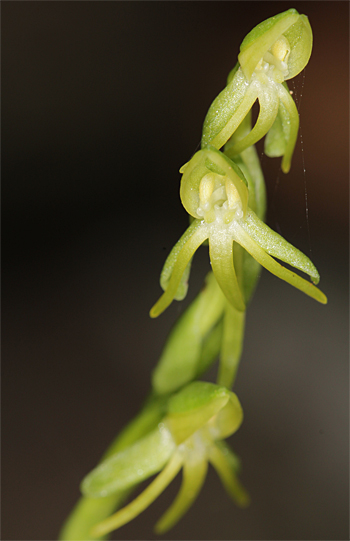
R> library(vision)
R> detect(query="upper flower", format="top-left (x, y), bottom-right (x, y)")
top-left (238, 8), bottom-right (312, 83)
top-left (201, 9), bottom-right (313, 173)
top-left (81, 382), bottom-right (248, 537)
top-left (150, 146), bottom-right (326, 318)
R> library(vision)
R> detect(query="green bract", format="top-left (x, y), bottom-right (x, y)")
top-left (152, 269), bottom-right (248, 394)
top-left (152, 271), bottom-right (226, 394)
top-left (82, 382), bottom-right (248, 537)
top-left (201, 8), bottom-right (312, 173)
top-left (150, 147), bottom-right (326, 318)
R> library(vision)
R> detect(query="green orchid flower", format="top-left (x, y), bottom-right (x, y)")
top-left (150, 146), bottom-right (326, 319)
top-left (201, 8), bottom-right (313, 173)
top-left (81, 382), bottom-right (248, 537)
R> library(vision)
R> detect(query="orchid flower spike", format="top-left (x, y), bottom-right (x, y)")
top-left (81, 382), bottom-right (248, 537)
top-left (201, 9), bottom-right (313, 173)
top-left (150, 146), bottom-right (326, 318)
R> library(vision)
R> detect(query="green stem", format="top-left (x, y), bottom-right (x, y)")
top-left (241, 210), bottom-right (320, 283)
top-left (217, 302), bottom-right (246, 389)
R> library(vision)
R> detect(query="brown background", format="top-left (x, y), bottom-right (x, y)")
top-left (2, 2), bottom-right (349, 540)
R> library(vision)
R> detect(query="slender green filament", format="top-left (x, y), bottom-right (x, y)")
top-left (209, 234), bottom-right (246, 312)
top-left (150, 228), bottom-right (209, 318)
top-left (91, 452), bottom-right (184, 537)
top-left (234, 224), bottom-right (327, 304)
top-left (154, 448), bottom-right (208, 533)
top-left (209, 444), bottom-right (250, 507)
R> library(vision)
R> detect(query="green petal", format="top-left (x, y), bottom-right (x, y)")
top-left (160, 219), bottom-right (203, 301)
top-left (276, 81), bottom-right (299, 173)
top-left (240, 210), bottom-right (320, 283)
top-left (264, 86), bottom-right (290, 158)
top-left (215, 440), bottom-right (242, 473)
top-left (81, 425), bottom-right (176, 498)
top-left (152, 272), bottom-right (226, 394)
top-left (234, 223), bottom-right (327, 304)
top-left (166, 382), bottom-right (230, 445)
top-left (226, 62), bottom-right (239, 85)
top-left (238, 9), bottom-right (299, 81)
top-left (201, 68), bottom-right (248, 149)
top-left (209, 233), bottom-right (246, 312)
top-left (208, 443), bottom-right (250, 507)
top-left (206, 392), bottom-right (243, 440)
top-left (217, 302), bottom-right (245, 389)
top-left (154, 454), bottom-right (208, 534)
top-left (284, 14), bottom-right (313, 79)
top-left (150, 225), bottom-right (209, 318)
top-left (91, 451), bottom-right (183, 538)
top-left (224, 86), bottom-right (279, 157)
top-left (201, 71), bottom-right (259, 150)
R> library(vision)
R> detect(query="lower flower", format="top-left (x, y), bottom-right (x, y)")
top-left (81, 382), bottom-right (249, 537)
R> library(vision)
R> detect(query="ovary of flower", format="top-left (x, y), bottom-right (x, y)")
top-left (82, 382), bottom-right (248, 537)
top-left (201, 9), bottom-right (313, 173)
top-left (150, 147), bottom-right (326, 319)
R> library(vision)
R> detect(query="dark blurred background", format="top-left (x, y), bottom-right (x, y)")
top-left (2, 2), bottom-right (349, 540)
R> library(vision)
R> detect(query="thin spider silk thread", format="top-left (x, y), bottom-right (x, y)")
top-left (268, 71), bottom-right (311, 248)
top-left (292, 71), bottom-right (312, 257)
